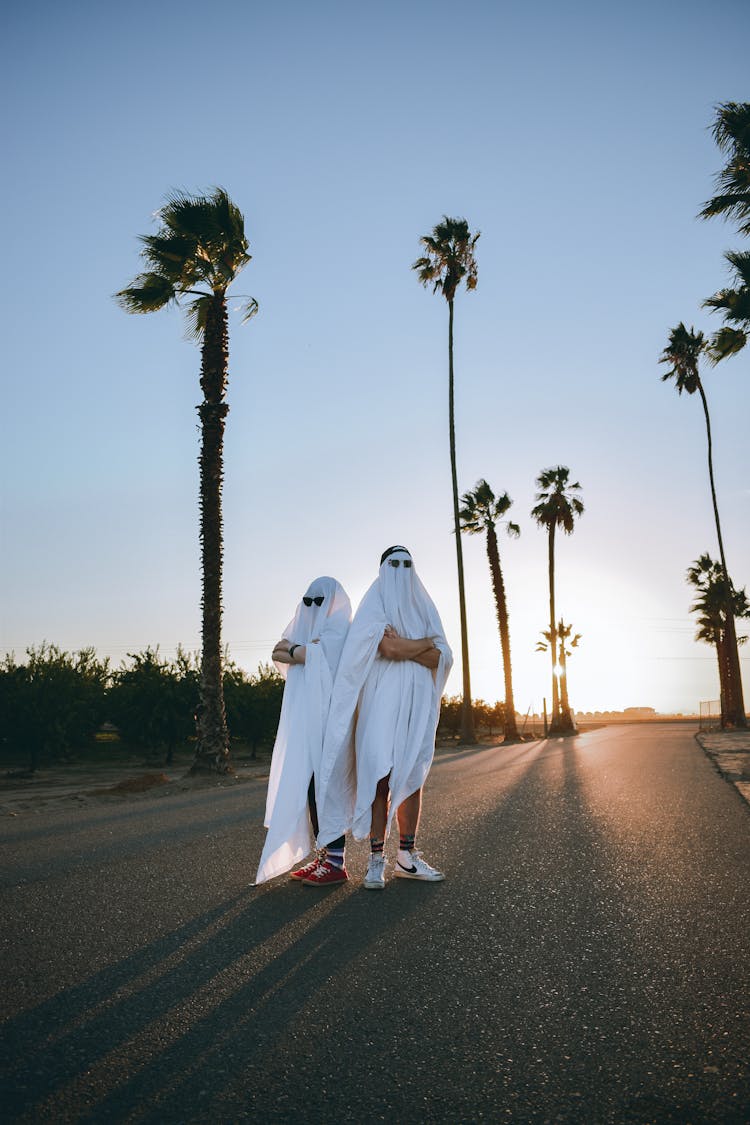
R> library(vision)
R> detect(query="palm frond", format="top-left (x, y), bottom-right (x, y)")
top-left (724, 248), bottom-right (750, 285)
top-left (161, 187), bottom-right (251, 283)
top-left (700, 102), bottom-right (750, 234)
top-left (139, 233), bottom-right (200, 285)
top-left (709, 101), bottom-right (750, 153)
top-left (412, 215), bottom-right (480, 300)
top-left (115, 272), bottom-right (176, 313)
top-left (659, 322), bottom-right (705, 393)
top-left (458, 490), bottom-right (483, 534)
top-left (706, 326), bottom-right (747, 364)
top-left (686, 552), bottom-right (750, 644)
top-left (704, 286), bottom-right (750, 325)
top-left (531, 466), bottom-right (584, 533)
top-left (117, 187), bottom-right (254, 339)
top-left (699, 193), bottom-right (750, 235)
top-left (702, 249), bottom-right (750, 357)
top-left (459, 479), bottom-right (519, 536)
top-left (183, 295), bottom-right (213, 342)
top-left (239, 297), bottom-right (259, 323)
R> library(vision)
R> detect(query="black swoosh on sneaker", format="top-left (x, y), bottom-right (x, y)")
top-left (398, 862), bottom-right (418, 874)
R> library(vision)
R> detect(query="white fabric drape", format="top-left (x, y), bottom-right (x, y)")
top-left (255, 577), bottom-right (351, 884)
top-left (316, 549), bottom-right (452, 844)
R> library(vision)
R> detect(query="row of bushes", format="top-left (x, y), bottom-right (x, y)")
top-left (0, 644), bottom-right (284, 771)
top-left (0, 644), bottom-right (519, 772)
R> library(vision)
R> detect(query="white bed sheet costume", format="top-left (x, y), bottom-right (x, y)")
top-left (255, 577), bottom-right (351, 885)
top-left (316, 547), bottom-right (453, 845)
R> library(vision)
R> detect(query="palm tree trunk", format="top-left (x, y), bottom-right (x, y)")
top-left (547, 523), bottom-right (560, 728)
top-left (697, 380), bottom-right (747, 727)
top-left (448, 297), bottom-right (475, 744)
top-left (556, 625), bottom-right (576, 734)
top-left (714, 628), bottom-right (728, 727)
top-left (559, 635), bottom-right (571, 716)
top-left (719, 628), bottom-right (738, 728)
top-left (486, 524), bottom-right (519, 741)
top-left (192, 295), bottom-right (232, 773)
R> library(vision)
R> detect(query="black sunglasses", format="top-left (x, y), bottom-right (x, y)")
top-left (303, 595), bottom-right (325, 606)
top-left (388, 559), bottom-right (412, 568)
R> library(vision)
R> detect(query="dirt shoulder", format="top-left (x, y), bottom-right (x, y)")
top-left (695, 729), bottom-right (750, 808)
top-left (0, 758), bottom-right (270, 817)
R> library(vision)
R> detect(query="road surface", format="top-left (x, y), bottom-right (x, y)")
top-left (1, 724), bottom-right (749, 1123)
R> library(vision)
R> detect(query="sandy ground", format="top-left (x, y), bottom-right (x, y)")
top-left (696, 729), bottom-right (750, 806)
top-left (0, 760), bottom-right (271, 817)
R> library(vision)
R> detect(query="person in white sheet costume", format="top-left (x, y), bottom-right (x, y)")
top-left (316, 546), bottom-right (452, 890)
top-left (255, 577), bottom-right (351, 886)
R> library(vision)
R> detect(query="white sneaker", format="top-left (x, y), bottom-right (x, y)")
top-left (394, 850), bottom-right (445, 881)
top-left (363, 854), bottom-right (387, 890)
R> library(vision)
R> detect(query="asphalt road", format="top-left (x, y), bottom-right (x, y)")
top-left (1, 725), bottom-right (749, 1124)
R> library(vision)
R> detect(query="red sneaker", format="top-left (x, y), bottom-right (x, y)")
top-left (302, 860), bottom-right (348, 887)
top-left (290, 851), bottom-right (325, 880)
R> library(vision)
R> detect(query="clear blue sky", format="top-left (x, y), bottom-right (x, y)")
top-left (1, 0), bottom-right (748, 714)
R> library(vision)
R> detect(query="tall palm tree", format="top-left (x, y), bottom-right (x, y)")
top-left (117, 188), bottom-right (258, 772)
top-left (413, 216), bottom-right (480, 744)
top-left (531, 467), bottom-right (583, 735)
top-left (459, 480), bottom-right (521, 743)
top-left (687, 554), bottom-right (750, 727)
top-left (660, 324), bottom-right (747, 727)
top-left (700, 103), bottom-right (750, 362)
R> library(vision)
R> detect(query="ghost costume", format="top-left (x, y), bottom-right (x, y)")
top-left (255, 577), bottom-right (351, 885)
top-left (316, 548), bottom-right (452, 844)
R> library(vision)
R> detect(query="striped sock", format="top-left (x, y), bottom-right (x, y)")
top-left (370, 837), bottom-right (384, 855)
top-left (399, 833), bottom-right (415, 853)
top-left (326, 846), bottom-right (345, 869)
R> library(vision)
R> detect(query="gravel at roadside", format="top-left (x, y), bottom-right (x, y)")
top-left (696, 729), bottom-right (750, 808)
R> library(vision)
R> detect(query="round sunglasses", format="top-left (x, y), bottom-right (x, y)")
top-left (303, 595), bottom-right (325, 606)
top-left (388, 559), bottom-right (412, 568)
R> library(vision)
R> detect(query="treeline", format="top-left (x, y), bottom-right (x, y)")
top-left (0, 643), bottom-right (284, 772)
top-left (439, 697), bottom-right (511, 741)
top-left (0, 645), bottom-right (516, 773)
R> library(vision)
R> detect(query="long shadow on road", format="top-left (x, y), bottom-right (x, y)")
top-left (3, 732), bottom-right (749, 1124)
top-left (1, 865), bottom-right (427, 1123)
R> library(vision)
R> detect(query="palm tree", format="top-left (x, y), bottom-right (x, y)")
top-left (413, 216), bottom-right (480, 744)
top-left (459, 480), bottom-right (521, 743)
top-left (537, 621), bottom-right (582, 722)
top-left (531, 467), bottom-right (583, 735)
top-left (700, 103), bottom-right (750, 362)
top-left (116, 188), bottom-right (258, 772)
top-left (660, 324), bottom-right (747, 727)
top-left (560, 622), bottom-right (579, 722)
top-left (687, 554), bottom-right (750, 727)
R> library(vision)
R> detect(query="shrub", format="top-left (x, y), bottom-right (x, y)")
top-left (107, 646), bottom-right (199, 763)
top-left (0, 643), bottom-right (110, 771)
top-left (224, 661), bottom-right (284, 758)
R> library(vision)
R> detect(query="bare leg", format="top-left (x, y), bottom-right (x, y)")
top-left (396, 788), bottom-right (422, 838)
top-left (370, 774), bottom-right (391, 841)
top-left (307, 776), bottom-right (319, 838)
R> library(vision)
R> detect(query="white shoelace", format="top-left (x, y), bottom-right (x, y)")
top-left (311, 861), bottom-right (335, 878)
top-left (409, 851), bottom-right (439, 874)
